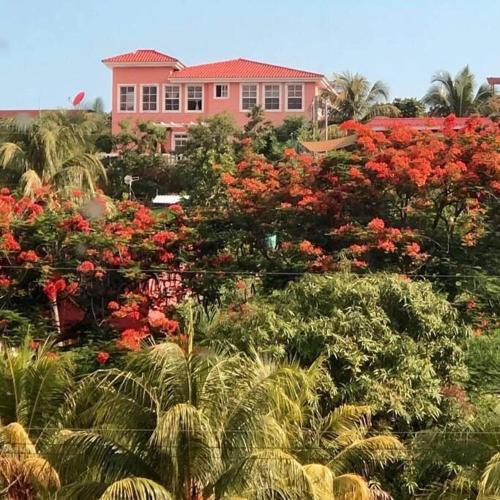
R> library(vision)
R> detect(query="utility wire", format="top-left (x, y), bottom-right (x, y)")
top-left (0, 264), bottom-right (498, 279)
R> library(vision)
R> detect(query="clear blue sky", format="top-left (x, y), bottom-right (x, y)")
top-left (1, 0), bottom-right (498, 110)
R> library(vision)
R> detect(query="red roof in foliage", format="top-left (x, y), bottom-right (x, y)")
top-left (170, 58), bottom-right (324, 80)
top-left (102, 49), bottom-right (180, 65)
top-left (0, 110), bottom-right (51, 119)
top-left (366, 116), bottom-right (493, 131)
top-left (487, 77), bottom-right (500, 85)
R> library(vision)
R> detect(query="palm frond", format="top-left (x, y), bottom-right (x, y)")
top-left (480, 452), bottom-right (500, 498)
top-left (100, 477), bottom-right (173, 500)
top-left (331, 473), bottom-right (371, 500)
top-left (329, 435), bottom-right (404, 476)
top-left (217, 449), bottom-right (315, 500)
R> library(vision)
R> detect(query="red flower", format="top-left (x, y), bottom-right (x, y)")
top-left (148, 309), bottom-right (167, 328)
top-left (107, 301), bottom-right (120, 311)
top-left (466, 299), bottom-right (476, 311)
top-left (168, 204), bottom-right (184, 215)
top-left (117, 328), bottom-right (148, 351)
top-left (0, 275), bottom-right (11, 288)
top-left (163, 319), bottom-right (179, 333)
top-left (96, 351), bottom-right (110, 364)
top-left (29, 341), bottom-right (41, 350)
top-left (60, 213), bottom-right (91, 233)
top-left (348, 244), bottom-right (369, 255)
top-left (77, 260), bottom-right (95, 273)
top-left (43, 278), bottom-right (67, 302)
top-left (299, 240), bottom-right (322, 256)
top-left (367, 218), bottom-right (385, 231)
top-left (352, 259), bottom-right (368, 269)
top-left (18, 250), bottom-right (39, 263)
top-left (283, 148), bottom-right (297, 158)
top-left (377, 239), bottom-right (396, 253)
top-left (404, 242), bottom-right (421, 257)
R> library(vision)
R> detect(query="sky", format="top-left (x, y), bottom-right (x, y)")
top-left (0, 0), bottom-right (498, 111)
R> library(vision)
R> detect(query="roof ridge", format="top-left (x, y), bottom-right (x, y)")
top-left (235, 57), bottom-right (323, 76)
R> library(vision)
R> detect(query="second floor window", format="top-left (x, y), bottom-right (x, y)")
top-left (241, 84), bottom-right (257, 110)
top-left (287, 84), bottom-right (303, 110)
top-left (142, 85), bottom-right (158, 111)
top-left (119, 86), bottom-right (135, 112)
top-left (187, 85), bottom-right (203, 111)
top-left (264, 84), bottom-right (280, 110)
top-left (215, 84), bottom-right (229, 98)
top-left (165, 85), bottom-right (180, 111)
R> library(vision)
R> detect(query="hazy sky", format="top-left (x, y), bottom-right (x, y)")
top-left (1, 0), bottom-right (498, 110)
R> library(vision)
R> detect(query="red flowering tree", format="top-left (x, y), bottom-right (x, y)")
top-left (0, 189), bottom-right (189, 351)
top-left (191, 116), bottom-right (499, 312)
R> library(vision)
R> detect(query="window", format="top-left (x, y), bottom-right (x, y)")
top-left (214, 84), bottom-right (229, 98)
top-left (287, 84), bottom-right (303, 110)
top-left (173, 133), bottom-right (188, 152)
top-left (241, 84), bottom-right (257, 110)
top-left (264, 84), bottom-right (280, 110)
top-left (119, 86), bottom-right (135, 112)
top-left (142, 85), bottom-right (158, 111)
top-left (186, 85), bottom-right (203, 111)
top-left (164, 85), bottom-right (180, 111)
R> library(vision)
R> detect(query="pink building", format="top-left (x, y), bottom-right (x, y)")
top-left (103, 49), bottom-right (330, 151)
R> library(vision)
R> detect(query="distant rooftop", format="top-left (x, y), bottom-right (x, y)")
top-left (487, 77), bottom-right (500, 85)
top-left (367, 116), bottom-right (493, 131)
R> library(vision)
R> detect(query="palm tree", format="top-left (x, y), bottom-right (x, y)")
top-left (297, 405), bottom-right (403, 499)
top-left (412, 411), bottom-right (500, 499)
top-left (0, 422), bottom-right (60, 499)
top-left (423, 66), bottom-right (493, 117)
top-left (324, 72), bottom-right (400, 123)
top-left (0, 111), bottom-right (106, 198)
top-left (0, 339), bottom-right (72, 498)
top-left (49, 342), bottom-right (403, 499)
top-left (0, 338), bottom-right (74, 434)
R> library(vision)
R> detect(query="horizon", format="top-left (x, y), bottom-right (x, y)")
top-left (1, 0), bottom-right (498, 111)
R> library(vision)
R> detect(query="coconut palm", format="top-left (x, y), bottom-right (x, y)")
top-left (0, 337), bottom-right (74, 435)
top-left (296, 405), bottom-right (404, 499)
top-left (423, 66), bottom-right (493, 117)
top-left (0, 110), bottom-right (106, 198)
top-left (48, 342), bottom-right (403, 499)
top-left (0, 422), bottom-right (60, 499)
top-left (324, 72), bottom-right (400, 123)
top-left (412, 409), bottom-right (500, 499)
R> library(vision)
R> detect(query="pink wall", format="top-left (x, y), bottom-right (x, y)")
top-left (110, 66), bottom-right (322, 148)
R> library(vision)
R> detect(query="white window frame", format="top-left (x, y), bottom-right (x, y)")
top-left (140, 84), bottom-right (159, 112)
top-left (263, 83), bottom-right (281, 111)
top-left (286, 83), bottom-right (304, 112)
top-left (185, 84), bottom-right (204, 112)
top-left (163, 84), bottom-right (181, 112)
top-left (171, 132), bottom-right (189, 152)
top-left (214, 83), bottom-right (229, 99)
top-left (240, 83), bottom-right (259, 112)
top-left (117, 84), bottom-right (136, 113)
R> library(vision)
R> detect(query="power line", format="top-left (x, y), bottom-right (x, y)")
top-left (0, 263), bottom-right (499, 279)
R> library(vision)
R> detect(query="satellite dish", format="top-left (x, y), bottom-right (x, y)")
top-left (124, 175), bottom-right (139, 200)
top-left (124, 175), bottom-right (139, 186)
top-left (72, 91), bottom-right (85, 107)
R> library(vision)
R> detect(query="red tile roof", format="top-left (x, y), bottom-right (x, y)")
top-left (0, 110), bottom-right (50, 119)
top-left (102, 49), bottom-right (179, 64)
top-left (367, 116), bottom-right (493, 131)
top-left (487, 77), bottom-right (500, 85)
top-left (170, 58), bottom-right (323, 79)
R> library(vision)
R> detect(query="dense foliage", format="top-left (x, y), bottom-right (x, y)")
top-left (0, 97), bottom-right (498, 498)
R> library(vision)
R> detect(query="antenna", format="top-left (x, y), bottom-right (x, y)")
top-left (124, 175), bottom-right (139, 199)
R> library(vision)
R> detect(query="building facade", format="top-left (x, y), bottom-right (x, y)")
top-left (103, 49), bottom-right (329, 151)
